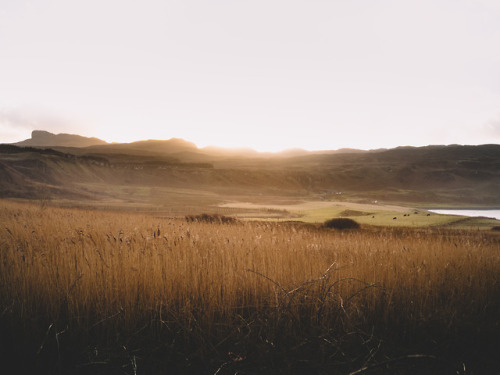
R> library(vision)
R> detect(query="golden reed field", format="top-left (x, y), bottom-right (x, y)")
top-left (1, 200), bottom-right (499, 374)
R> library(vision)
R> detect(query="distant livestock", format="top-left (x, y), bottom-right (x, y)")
top-left (393, 217), bottom-right (397, 220)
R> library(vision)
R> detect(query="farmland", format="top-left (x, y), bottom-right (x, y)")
top-left (1, 200), bottom-right (499, 374)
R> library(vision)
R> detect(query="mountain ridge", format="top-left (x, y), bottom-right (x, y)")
top-left (9, 130), bottom-right (496, 159)
top-left (9, 130), bottom-right (371, 157)
top-left (15, 130), bottom-right (108, 148)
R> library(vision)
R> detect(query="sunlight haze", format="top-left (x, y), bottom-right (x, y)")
top-left (1, 0), bottom-right (500, 151)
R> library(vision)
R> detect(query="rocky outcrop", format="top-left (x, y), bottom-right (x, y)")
top-left (15, 130), bottom-right (107, 148)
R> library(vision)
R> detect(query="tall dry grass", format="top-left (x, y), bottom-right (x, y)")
top-left (1, 200), bottom-right (499, 373)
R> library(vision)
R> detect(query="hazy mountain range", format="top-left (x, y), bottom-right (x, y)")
top-left (14, 130), bottom-right (365, 159)
top-left (2, 130), bottom-right (499, 207)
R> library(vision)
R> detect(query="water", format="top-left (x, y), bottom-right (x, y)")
top-left (428, 209), bottom-right (500, 220)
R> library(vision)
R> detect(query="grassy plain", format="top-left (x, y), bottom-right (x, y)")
top-left (31, 178), bottom-right (500, 229)
top-left (1, 200), bottom-right (499, 374)
top-left (219, 199), bottom-right (500, 229)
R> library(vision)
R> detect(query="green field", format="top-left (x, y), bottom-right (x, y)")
top-left (219, 199), bottom-right (500, 229)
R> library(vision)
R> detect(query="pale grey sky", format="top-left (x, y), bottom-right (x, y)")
top-left (1, 0), bottom-right (499, 151)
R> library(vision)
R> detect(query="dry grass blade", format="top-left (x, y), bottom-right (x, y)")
top-left (0, 200), bottom-right (498, 374)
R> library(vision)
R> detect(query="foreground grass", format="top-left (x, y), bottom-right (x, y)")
top-left (1, 200), bottom-right (499, 374)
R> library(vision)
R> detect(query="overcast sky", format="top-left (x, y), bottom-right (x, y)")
top-left (1, 0), bottom-right (499, 151)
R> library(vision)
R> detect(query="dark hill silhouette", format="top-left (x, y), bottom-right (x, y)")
top-left (15, 130), bottom-right (107, 148)
top-left (11, 131), bottom-right (370, 162)
top-left (87, 138), bottom-right (198, 154)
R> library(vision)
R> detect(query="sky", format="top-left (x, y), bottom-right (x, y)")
top-left (1, 0), bottom-right (500, 152)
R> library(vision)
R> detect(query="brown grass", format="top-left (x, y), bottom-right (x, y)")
top-left (1, 200), bottom-right (499, 374)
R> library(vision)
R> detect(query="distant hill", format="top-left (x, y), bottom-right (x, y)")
top-left (15, 130), bottom-right (107, 148)
top-left (85, 138), bottom-right (198, 155)
top-left (10, 130), bottom-right (369, 161)
top-left (1, 140), bottom-right (499, 207)
top-left (10, 130), bottom-right (370, 163)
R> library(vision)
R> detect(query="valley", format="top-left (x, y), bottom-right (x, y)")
top-left (1, 131), bottom-right (500, 374)
top-left (1, 131), bottom-right (499, 229)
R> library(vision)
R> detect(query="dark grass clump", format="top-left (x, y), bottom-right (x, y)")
top-left (324, 217), bottom-right (360, 230)
top-left (185, 213), bottom-right (239, 224)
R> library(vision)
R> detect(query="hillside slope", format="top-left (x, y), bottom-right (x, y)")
top-left (1, 143), bottom-right (499, 207)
